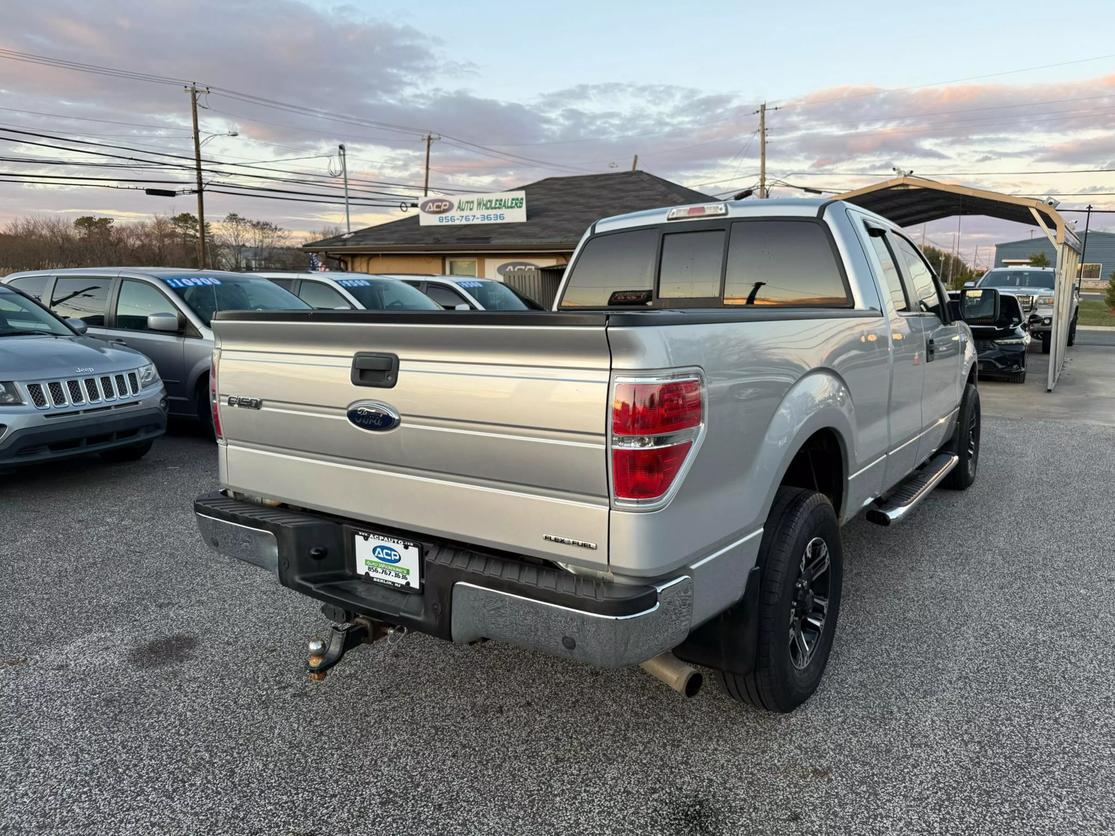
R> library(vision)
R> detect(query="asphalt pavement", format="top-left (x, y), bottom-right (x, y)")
top-left (2, 411), bottom-right (1113, 835)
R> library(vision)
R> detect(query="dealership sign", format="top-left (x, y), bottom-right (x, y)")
top-left (418, 191), bottom-right (526, 226)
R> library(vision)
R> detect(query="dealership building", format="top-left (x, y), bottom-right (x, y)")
top-left (304, 171), bottom-right (710, 305)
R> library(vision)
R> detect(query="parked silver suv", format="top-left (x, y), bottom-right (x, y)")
top-left (0, 284), bottom-right (166, 468)
top-left (2, 269), bottom-right (308, 431)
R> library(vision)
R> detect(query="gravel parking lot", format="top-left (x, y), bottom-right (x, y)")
top-left (2, 407), bottom-right (1114, 835)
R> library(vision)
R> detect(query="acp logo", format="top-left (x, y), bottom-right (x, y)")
top-left (347, 401), bottom-right (401, 432)
top-left (372, 545), bottom-right (402, 564)
top-left (496, 261), bottom-right (539, 276)
top-left (420, 197), bottom-right (455, 214)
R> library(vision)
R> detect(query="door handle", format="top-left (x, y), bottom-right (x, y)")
top-left (351, 352), bottom-right (399, 388)
top-left (111, 338), bottom-right (127, 345)
top-left (926, 337), bottom-right (936, 361)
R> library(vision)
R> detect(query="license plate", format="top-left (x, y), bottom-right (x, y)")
top-left (353, 531), bottom-right (422, 591)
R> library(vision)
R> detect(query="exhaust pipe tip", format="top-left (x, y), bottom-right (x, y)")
top-left (640, 652), bottom-right (703, 698)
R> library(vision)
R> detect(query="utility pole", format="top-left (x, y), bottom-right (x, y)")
top-left (631, 153), bottom-right (638, 172)
top-left (1078, 204), bottom-right (1093, 289)
top-left (188, 83), bottom-right (207, 269)
top-left (338, 144), bottom-right (351, 233)
top-left (423, 133), bottom-right (440, 196)
top-left (755, 103), bottom-right (779, 198)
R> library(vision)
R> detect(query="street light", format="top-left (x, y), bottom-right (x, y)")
top-left (200, 129), bottom-right (239, 147)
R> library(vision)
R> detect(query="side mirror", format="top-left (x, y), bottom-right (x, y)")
top-left (959, 288), bottom-right (1000, 325)
top-left (66, 318), bottom-right (88, 335)
top-left (147, 312), bottom-right (180, 333)
top-left (453, 303), bottom-right (471, 311)
top-left (962, 281), bottom-right (976, 288)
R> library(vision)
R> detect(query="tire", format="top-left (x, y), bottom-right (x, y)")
top-left (943, 383), bottom-right (980, 490)
top-left (100, 440), bottom-right (153, 462)
top-left (1040, 334), bottom-right (1051, 354)
top-left (1068, 315), bottom-right (1078, 347)
top-left (720, 487), bottom-right (843, 713)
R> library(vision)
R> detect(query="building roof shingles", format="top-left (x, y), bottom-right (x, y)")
top-left (304, 171), bottom-right (711, 253)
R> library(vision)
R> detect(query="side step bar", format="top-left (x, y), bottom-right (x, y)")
top-left (866, 452), bottom-right (958, 527)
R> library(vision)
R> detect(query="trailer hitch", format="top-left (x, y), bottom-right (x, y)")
top-left (305, 617), bottom-right (391, 681)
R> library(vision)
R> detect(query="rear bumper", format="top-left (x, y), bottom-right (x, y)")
top-left (193, 492), bottom-right (693, 668)
top-left (0, 400), bottom-right (166, 466)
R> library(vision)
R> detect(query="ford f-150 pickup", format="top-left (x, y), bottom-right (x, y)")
top-left (194, 198), bottom-right (997, 712)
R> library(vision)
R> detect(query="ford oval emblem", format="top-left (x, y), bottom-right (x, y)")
top-left (347, 401), bottom-right (401, 432)
top-left (372, 545), bottom-right (402, 564)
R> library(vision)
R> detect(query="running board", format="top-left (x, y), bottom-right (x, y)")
top-left (866, 452), bottom-right (958, 526)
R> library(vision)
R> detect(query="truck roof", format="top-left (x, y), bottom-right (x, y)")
top-left (591, 198), bottom-right (891, 235)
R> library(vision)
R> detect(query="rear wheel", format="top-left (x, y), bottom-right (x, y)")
top-left (1068, 314), bottom-right (1078, 347)
top-left (720, 487), bottom-right (843, 713)
top-left (100, 440), bottom-right (153, 462)
top-left (943, 383), bottom-right (980, 490)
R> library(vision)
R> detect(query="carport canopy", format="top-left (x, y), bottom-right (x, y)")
top-left (833, 176), bottom-right (1082, 391)
top-left (835, 175), bottom-right (1078, 245)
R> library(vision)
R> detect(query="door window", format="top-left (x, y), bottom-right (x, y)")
top-left (50, 276), bottom-right (111, 325)
top-left (891, 236), bottom-right (946, 320)
top-left (7, 276), bottom-right (49, 300)
top-left (297, 280), bottom-right (353, 309)
top-left (867, 233), bottom-right (910, 313)
top-left (424, 284), bottom-right (471, 309)
top-left (116, 280), bottom-right (178, 330)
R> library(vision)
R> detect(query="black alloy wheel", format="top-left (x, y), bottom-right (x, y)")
top-left (788, 536), bottom-right (831, 670)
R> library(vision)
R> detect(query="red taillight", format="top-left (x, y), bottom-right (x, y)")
top-left (613, 380), bottom-right (702, 435)
top-left (611, 375), bottom-right (703, 503)
top-left (210, 353), bottom-right (223, 440)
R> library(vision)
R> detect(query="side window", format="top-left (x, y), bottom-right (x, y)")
top-left (560, 229), bottom-right (658, 308)
top-left (8, 276), bottom-right (49, 300)
top-left (50, 276), bottom-right (111, 325)
top-left (446, 258), bottom-right (478, 277)
top-left (425, 284), bottom-right (471, 309)
top-left (268, 277), bottom-right (296, 291)
top-left (723, 221), bottom-right (850, 306)
top-left (298, 281), bottom-right (352, 309)
top-left (116, 280), bottom-right (178, 330)
top-left (658, 229), bottom-right (725, 299)
top-left (867, 233), bottom-right (910, 313)
top-left (891, 236), bottom-right (946, 320)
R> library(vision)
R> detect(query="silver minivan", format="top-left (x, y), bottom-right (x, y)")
top-left (1, 269), bottom-right (308, 430)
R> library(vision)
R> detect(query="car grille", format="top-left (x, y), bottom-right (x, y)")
top-left (1014, 294), bottom-right (1035, 313)
top-left (21, 368), bottom-right (144, 412)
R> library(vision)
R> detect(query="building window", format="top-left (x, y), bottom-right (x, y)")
top-left (1079, 263), bottom-right (1102, 280)
top-left (446, 258), bottom-right (477, 277)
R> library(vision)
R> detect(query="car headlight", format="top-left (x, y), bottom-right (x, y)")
top-left (138, 363), bottom-right (160, 388)
top-left (994, 338), bottom-right (1027, 346)
top-left (1037, 295), bottom-right (1054, 307)
top-left (0, 381), bottom-right (24, 405)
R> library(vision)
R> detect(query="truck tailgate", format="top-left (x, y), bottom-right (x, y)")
top-left (213, 312), bottom-right (612, 565)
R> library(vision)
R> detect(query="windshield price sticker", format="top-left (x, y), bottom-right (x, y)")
top-left (353, 531), bottom-right (422, 591)
top-left (164, 277), bottom-right (222, 288)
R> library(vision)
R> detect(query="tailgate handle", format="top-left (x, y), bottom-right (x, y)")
top-left (351, 352), bottom-right (399, 388)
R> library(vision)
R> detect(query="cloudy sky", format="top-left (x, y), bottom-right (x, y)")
top-left (1, 0), bottom-right (1114, 263)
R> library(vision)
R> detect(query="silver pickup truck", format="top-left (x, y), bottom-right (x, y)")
top-left (194, 198), bottom-right (997, 712)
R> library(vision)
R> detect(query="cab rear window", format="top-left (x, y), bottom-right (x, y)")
top-left (560, 220), bottom-right (850, 309)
